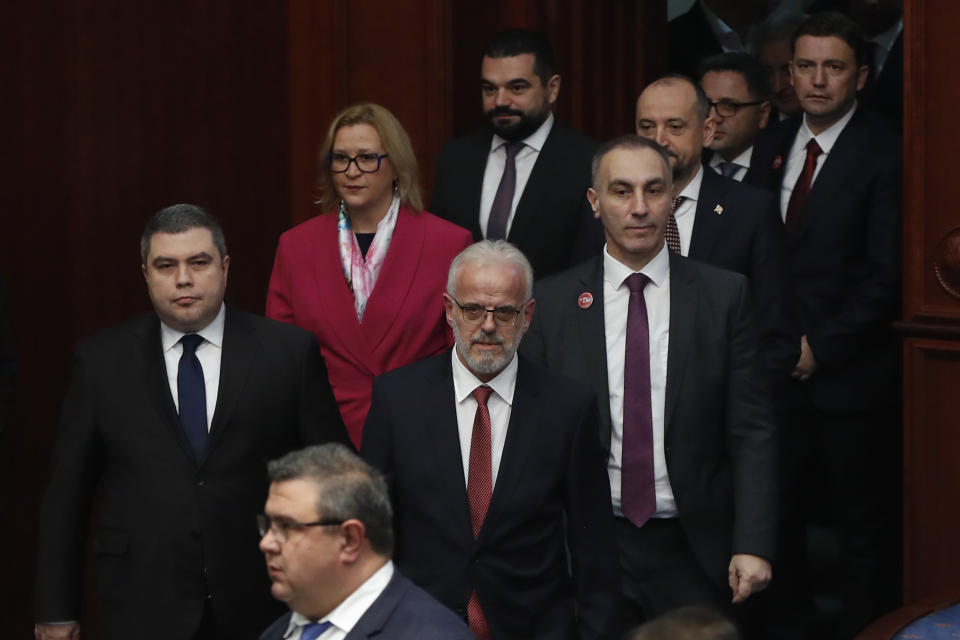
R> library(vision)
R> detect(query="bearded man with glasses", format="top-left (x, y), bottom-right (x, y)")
top-left (362, 240), bottom-right (620, 640)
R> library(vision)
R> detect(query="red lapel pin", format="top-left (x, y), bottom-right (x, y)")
top-left (773, 155), bottom-right (782, 170)
top-left (578, 292), bottom-right (593, 309)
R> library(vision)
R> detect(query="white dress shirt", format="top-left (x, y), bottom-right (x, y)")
top-left (603, 244), bottom-right (677, 517)
top-left (709, 145), bottom-right (752, 182)
top-left (779, 102), bottom-right (858, 221)
top-left (451, 348), bottom-right (518, 488)
top-left (282, 561), bottom-right (395, 639)
top-left (161, 303), bottom-right (225, 430)
top-left (673, 164), bottom-right (703, 256)
top-left (479, 112), bottom-right (555, 239)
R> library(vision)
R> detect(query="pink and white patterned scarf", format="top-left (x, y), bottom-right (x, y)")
top-left (337, 195), bottom-right (400, 320)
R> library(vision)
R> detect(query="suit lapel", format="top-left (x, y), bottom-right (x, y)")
top-left (137, 315), bottom-right (196, 464)
top-left (483, 355), bottom-right (539, 535)
top-left (507, 124), bottom-right (557, 244)
top-left (664, 254), bottom-right (697, 434)
top-left (207, 306), bottom-right (255, 459)
top-left (459, 133), bottom-right (490, 239)
top-left (426, 353), bottom-right (476, 541)
top-left (356, 207), bottom-right (422, 351)
top-left (688, 169), bottom-right (727, 260)
top-left (311, 214), bottom-right (383, 376)
top-left (344, 572), bottom-right (405, 640)
top-left (801, 111), bottom-right (867, 234)
top-left (575, 258), bottom-right (614, 449)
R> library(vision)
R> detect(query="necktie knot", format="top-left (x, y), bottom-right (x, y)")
top-left (300, 621), bottom-right (333, 640)
top-left (671, 195), bottom-right (685, 212)
top-left (625, 272), bottom-right (650, 295)
top-left (719, 161), bottom-right (742, 179)
top-left (806, 138), bottom-right (823, 159)
top-left (180, 333), bottom-right (203, 355)
top-left (473, 385), bottom-right (493, 406)
top-left (503, 141), bottom-right (524, 160)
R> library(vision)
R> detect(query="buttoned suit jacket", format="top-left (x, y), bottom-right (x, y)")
top-left (748, 110), bottom-right (902, 411)
top-left (258, 571), bottom-right (476, 640)
top-left (35, 307), bottom-right (349, 640)
top-left (266, 207), bottom-right (473, 447)
top-left (521, 253), bottom-right (778, 589)
top-left (430, 121), bottom-right (598, 278)
top-left (361, 352), bottom-right (620, 640)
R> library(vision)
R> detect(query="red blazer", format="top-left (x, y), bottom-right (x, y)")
top-left (266, 207), bottom-right (473, 447)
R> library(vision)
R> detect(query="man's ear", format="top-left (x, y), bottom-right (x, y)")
top-left (546, 74), bottom-right (561, 105)
top-left (339, 519), bottom-right (366, 564)
top-left (587, 188), bottom-right (600, 219)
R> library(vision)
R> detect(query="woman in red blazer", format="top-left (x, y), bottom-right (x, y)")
top-left (267, 103), bottom-right (472, 447)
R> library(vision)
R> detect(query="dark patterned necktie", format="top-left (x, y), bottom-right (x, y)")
top-left (486, 142), bottom-right (525, 240)
top-left (177, 333), bottom-right (208, 461)
top-left (466, 385), bottom-right (493, 640)
top-left (665, 196), bottom-right (684, 253)
top-left (785, 139), bottom-right (823, 229)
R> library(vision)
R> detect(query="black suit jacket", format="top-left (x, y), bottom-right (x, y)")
top-left (361, 352), bottom-right (620, 640)
top-left (667, 3), bottom-right (724, 78)
top-left (430, 121), bottom-right (597, 278)
top-left (258, 570), bottom-right (475, 640)
top-left (35, 307), bottom-right (349, 639)
top-left (521, 253), bottom-right (778, 588)
top-left (749, 110), bottom-right (902, 411)
top-left (690, 166), bottom-right (796, 375)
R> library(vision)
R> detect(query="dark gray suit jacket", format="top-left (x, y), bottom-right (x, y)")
top-left (35, 307), bottom-right (350, 639)
top-left (522, 253), bottom-right (778, 588)
top-left (258, 570), bottom-right (476, 640)
top-left (430, 120), bottom-right (597, 278)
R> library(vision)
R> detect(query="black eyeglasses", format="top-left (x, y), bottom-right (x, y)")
top-left (326, 152), bottom-right (389, 173)
top-left (257, 514), bottom-right (344, 542)
top-left (449, 295), bottom-right (526, 325)
top-left (709, 100), bottom-right (766, 117)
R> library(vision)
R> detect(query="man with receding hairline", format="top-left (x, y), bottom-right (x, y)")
top-left (523, 135), bottom-right (777, 627)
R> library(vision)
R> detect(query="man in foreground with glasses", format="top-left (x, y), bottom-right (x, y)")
top-left (635, 75), bottom-right (793, 378)
top-left (698, 52), bottom-right (772, 185)
top-left (258, 444), bottom-right (473, 640)
top-left (362, 240), bottom-right (620, 640)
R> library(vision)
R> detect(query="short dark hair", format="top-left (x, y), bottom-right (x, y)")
top-left (140, 204), bottom-right (227, 264)
top-left (698, 52), bottom-right (773, 101)
top-left (590, 135), bottom-right (673, 189)
top-left (267, 444), bottom-right (394, 556)
top-left (483, 29), bottom-right (556, 84)
top-left (627, 606), bottom-right (741, 640)
top-left (793, 12), bottom-right (871, 69)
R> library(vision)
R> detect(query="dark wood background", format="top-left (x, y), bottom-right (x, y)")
top-left (0, 1), bottom-right (664, 636)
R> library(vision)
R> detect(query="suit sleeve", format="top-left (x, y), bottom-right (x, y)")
top-left (725, 279), bottom-right (778, 560)
top-left (564, 391), bottom-right (621, 639)
top-left (806, 150), bottom-right (902, 367)
top-left (360, 378), bottom-right (396, 499)
top-left (34, 348), bottom-right (104, 622)
top-left (265, 234), bottom-right (295, 323)
top-left (297, 335), bottom-right (352, 450)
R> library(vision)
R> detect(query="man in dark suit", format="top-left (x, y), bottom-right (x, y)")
top-left (34, 204), bottom-right (349, 640)
top-left (748, 13), bottom-right (902, 637)
top-left (521, 135), bottom-right (777, 628)
top-left (698, 53), bottom-right (772, 186)
top-left (635, 75), bottom-right (794, 375)
top-left (430, 29), bottom-right (597, 278)
top-left (258, 444), bottom-right (474, 640)
top-left (362, 240), bottom-right (620, 640)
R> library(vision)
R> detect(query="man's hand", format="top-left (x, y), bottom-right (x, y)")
top-left (34, 622), bottom-right (80, 640)
top-left (728, 554), bottom-right (772, 604)
top-left (792, 335), bottom-right (816, 381)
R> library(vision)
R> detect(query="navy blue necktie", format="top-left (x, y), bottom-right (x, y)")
top-left (301, 621), bottom-right (333, 640)
top-left (178, 334), bottom-right (208, 461)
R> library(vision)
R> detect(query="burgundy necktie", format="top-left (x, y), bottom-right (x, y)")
top-left (665, 196), bottom-right (684, 253)
top-left (467, 385), bottom-right (493, 640)
top-left (621, 273), bottom-right (656, 527)
top-left (486, 142), bottom-right (524, 240)
top-left (785, 138), bottom-right (823, 229)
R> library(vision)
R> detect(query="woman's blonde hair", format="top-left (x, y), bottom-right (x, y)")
top-left (315, 103), bottom-right (423, 213)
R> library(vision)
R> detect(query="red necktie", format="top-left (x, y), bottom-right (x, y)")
top-left (665, 196), bottom-right (683, 253)
top-left (785, 138), bottom-right (823, 229)
top-left (621, 273), bottom-right (656, 527)
top-left (467, 385), bottom-right (493, 640)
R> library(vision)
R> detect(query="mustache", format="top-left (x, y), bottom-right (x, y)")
top-left (486, 106), bottom-right (524, 118)
top-left (471, 330), bottom-right (504, 345)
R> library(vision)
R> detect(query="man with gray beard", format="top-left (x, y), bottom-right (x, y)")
top-left (362, 240), bottom-right (620, 640)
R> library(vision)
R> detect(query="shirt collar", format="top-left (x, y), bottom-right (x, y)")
top-left (800, 101), bottom-right (857, 155)
top-left (490, 112), bottom-right (554, 154)
top-left (284, 561), bottom-right (395, 639)
top-left (160, 303), bottom-right (226, 353)
top-left (679, 164), bottom-right (704, 203)
top-left (451, 345), bottom-right (519, 407)
top-left (709, 145), bottom-right (753, 169)
top-left (603, 242), bottom-right (670, 290)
